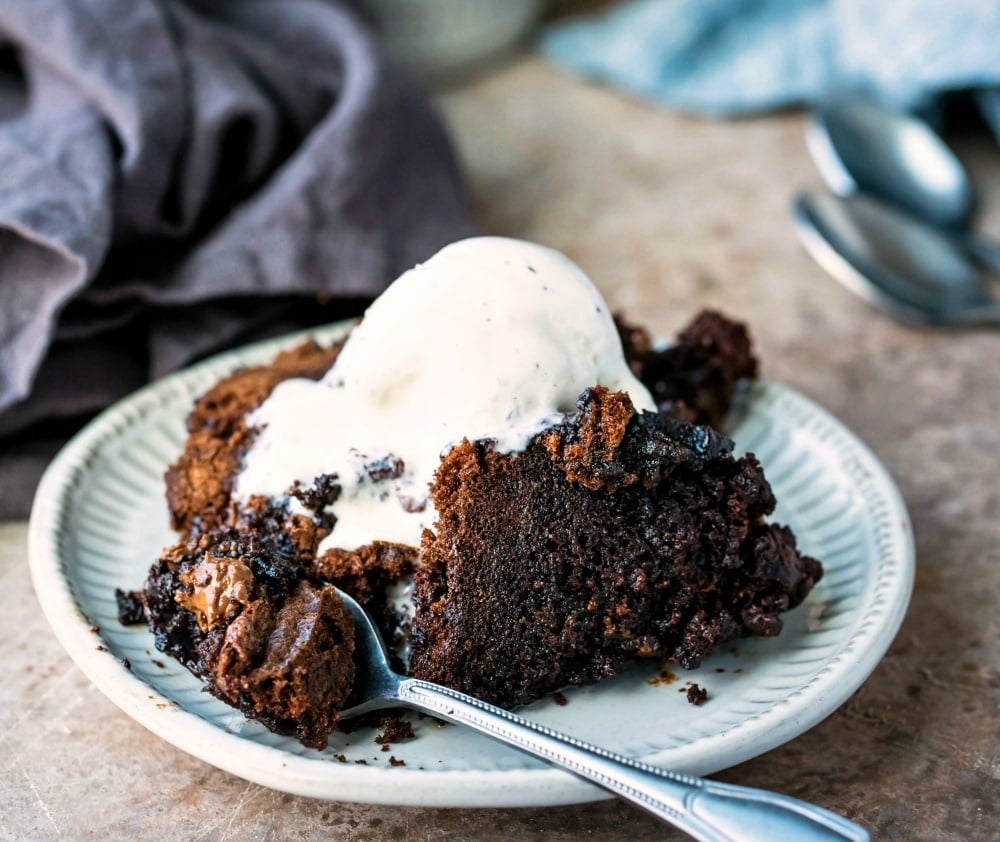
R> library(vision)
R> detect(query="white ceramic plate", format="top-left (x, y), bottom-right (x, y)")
top-left (28, 320), bottom-right (914, 807)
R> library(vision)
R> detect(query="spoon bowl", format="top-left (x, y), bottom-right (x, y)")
top-left (334, 586), bottom-right (868, 841)
top-left (794, 191), bottom-right (1000, 327)
top-left (807, 92), bottom-right (1000, 275)
top-left (808, 92), bottom-right (974, 231)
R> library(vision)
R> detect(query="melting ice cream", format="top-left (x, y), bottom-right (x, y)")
top-left (235, 236), bottom-right (655, 551)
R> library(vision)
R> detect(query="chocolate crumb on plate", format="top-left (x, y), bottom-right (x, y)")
top-left (389, 756), bottom-right (406, 767)
top-left (686, 684), bottom-right (708, 706)
top-left (374, 715), bottom-right (415, 745)
top-left (115, 588), bottom-right (145, 625)
top-left (648, 669), bottom-right (678, 686)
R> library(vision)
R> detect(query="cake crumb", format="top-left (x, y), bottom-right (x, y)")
top-left (96, 645), bottom-right (108, 652)
top-left (553, 692), bottom-right (568, 706)
top-left (648, 669), bottom-right (678, 686)
top-left (121, 657), bottom-right (132, 671)
top-left (287, 473), bottom-right (341, 514)
top-left (365, 454), bottom-right (404, 482)
top-left (355, 759), bottom-right (367, 765)
top-left (152, 659), bottom-right (166, 669)
top-left (115, 588), bottom-right (146, 625)
top-left (389, 756), bottom-right (406, 767)
top-left (686, 684), bottom-right (708, 706)
top-left (333, 754), bottom-right (347, 763)
top-left (89, 625), bottom-right (100, 634)
top-left (398, 494), bottom-right (427, 513)
top-left (374, 715), bottom-right (415, 746)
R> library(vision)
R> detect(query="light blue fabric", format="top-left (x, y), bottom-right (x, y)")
top-left (540, 0), bottom-right (1000, 134)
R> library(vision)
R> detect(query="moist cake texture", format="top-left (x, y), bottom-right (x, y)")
top-left (137, 301), bottom-right (819, 749)
top-left (409, 386), bottom-right (820, 707)
top-left (145, 537), bottom-right (354, 748)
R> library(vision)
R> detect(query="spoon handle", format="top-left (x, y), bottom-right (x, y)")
top-left (396, 678), bottom-right (868, 842)
top-left (949, 300), bottom-right (1000, 326)
top-left (963, 234), bottom-right (1000, 277)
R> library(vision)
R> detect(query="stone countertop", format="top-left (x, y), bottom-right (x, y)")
top-left (2, 57), bottom-right (998, 840)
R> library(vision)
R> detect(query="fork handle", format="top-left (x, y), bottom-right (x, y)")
top-left (397, 679), bottom-right (868, 842)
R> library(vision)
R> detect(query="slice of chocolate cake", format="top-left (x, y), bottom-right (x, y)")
top-left (408, 387), bottom-right (821, 707)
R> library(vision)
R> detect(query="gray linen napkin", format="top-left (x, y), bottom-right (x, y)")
top-left (0, 0), bottom-right (474, 517)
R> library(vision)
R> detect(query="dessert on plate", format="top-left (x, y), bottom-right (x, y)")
top-left (134, 237), bottom-right (822, 749)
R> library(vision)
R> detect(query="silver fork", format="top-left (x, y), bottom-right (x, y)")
top-left (335, 588), bottom-right (869, 842)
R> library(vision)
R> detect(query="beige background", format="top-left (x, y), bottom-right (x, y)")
top-left (2, 56), bottom-right (998, 840)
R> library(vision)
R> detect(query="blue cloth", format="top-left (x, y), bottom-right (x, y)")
top-left (540, 0), bottom-right (1000, 137)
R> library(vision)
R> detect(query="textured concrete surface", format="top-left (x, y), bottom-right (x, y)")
top-left (2, 57), bottom-right (999, 840)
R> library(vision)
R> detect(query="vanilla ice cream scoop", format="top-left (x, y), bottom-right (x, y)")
top-left (235, 236), bottom-right (656, 551)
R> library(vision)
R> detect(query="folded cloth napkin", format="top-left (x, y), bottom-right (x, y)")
top-left (0, 0), bottom-right (474, 517)
top-left (540, 0), bottom-right (1000, 139)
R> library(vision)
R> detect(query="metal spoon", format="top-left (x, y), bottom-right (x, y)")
top-left (335, 587), bottom-right (869, 842)
top-left (807, 92), bottom-right (1000, 273)
top-left (793, 191), bottom-right (1000, 326)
